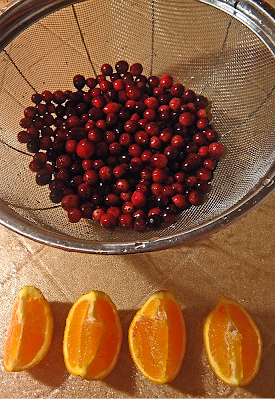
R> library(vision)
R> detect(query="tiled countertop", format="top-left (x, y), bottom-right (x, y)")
top-left (0, 0), bottom-right (275, 398)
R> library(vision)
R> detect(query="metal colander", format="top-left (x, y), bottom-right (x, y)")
top-left (0, 0), bottom-right (274, 254)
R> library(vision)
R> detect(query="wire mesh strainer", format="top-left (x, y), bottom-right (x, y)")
top-left (0, 0), bottom-right (274, 254)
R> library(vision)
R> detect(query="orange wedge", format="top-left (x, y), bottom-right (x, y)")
top-left (203, 296), bottom-right (263, 386)
top-left (4, 286), bottom-right (54, 372)
top-left (128, 290), bottom-right (186, 384)
top-left (63, 290), bottom-right (122, 380)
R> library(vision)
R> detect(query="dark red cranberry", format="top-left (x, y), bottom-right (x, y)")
top-left (18, 131), bottom-right (30, 143)
top-left (80, 202), bottom-right (93, 219)
top-left (130, 63), bottom-right (143, 76)
top-left (101, 63), bottom-right (113, 76)
top-left (68, 208), bottom-right (82, 223)
top-left (188, 190), bottom-right (204, 205)
top-left (183, 89), bottom-right (196, 103)
top-left (35, 168), bottom-right (52, 186)
top-left (133, 218), bottom-right (147, 232)
top-left (73, 74), bottom-right (86, 90)
top-left (115, 60), bottom-right (129, 74)
top-left (31, 93), bottom-right (42, 104)
top-left (27, 139), bottom-right (40, 153)
top-left (119, 213), bottom-right (133, 229)
top-left (49, 189), bottom-right (63, 204)
top-left (146, 214), bottom-right (162, 229)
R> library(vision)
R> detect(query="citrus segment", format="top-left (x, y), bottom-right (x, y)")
top-left (128, 291), bottom-right (186, 384)
top-left (63, 290), bottom-right (122, 380)
top-left (203, 296), bottom-right (262, 386)
top-left (4, 286), bottom-right (54, 372)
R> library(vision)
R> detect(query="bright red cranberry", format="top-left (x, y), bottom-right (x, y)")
top-left (93, 208), bottom-right (105, 222)
top-left (152, 168), bottom-right (167, 183)
top-left (203, 158), bottom-right (217, 170)
top-left (100, 213), bottom-right (117, 229)
top-left (179, 112), bottom-right (196, 127)
top-left (99, 166), bottom-right (112, 180)
top-left (205, 128), bottom-right (218, 142)
top-left (171, 135), bottom-right (185, 148)
top-left (107, 206), bottom-right (122, 219)
top-left (131, 191), bottom-right (147, 208)
top-left (170, 83), bottom-right (184, 97)
top-left (76, 139), bottom-right (95, 159)
top-left (208, 142), bottom-right (224, 159)
top-left (134, 131), bottom-right (149, 146)
top-left (92, 96), bottom-right (106, 108)
top-left (159, 74), bottom-right (173, 90)
top-left (141, 149), bottom-right (153, 163)
top-left (116, 179), bottom-right (130, 192)
top-left (171, 194), bottom-right (188, 209)
top-left (129, 143), bottom-right (142, 157)
top-left (169, 97), bottom-right (182, 110)
top-left (197, 118), bottom-right (208, 130)
top-left (122, 201), bottom-right (135, 214)
top-left (150, 154), bottom-right (168, 169)
top-left (127, 86), bottom-right (143, 101)
top-left (196, 167), bottom-right (212, 181)
top-left (82, 159), bottom-right (93, 171)
top-left (151, 183), bottom-right (163, 196)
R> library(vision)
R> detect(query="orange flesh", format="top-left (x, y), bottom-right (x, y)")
top-left (66, 295), bottom-right (121, 378)
top-left (131, 297), bottom-right (185, 381)
top-left (5, 295), bottom-right (47, 367)
top-left (208, 303), bottom-right (260, 383)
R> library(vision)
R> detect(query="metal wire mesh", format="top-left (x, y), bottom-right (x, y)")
top-left (0, 0), bottom-right (274, 253)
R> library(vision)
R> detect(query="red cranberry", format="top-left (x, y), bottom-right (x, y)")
top-left (130, 63), bottom-right (143, 76)
top-left (131, 191), bottom-right (147, 208)
top-left (115, 60), bottom-right (129, 74)
top-left (152, 168), bottom-right (167, 183)
top-left (170, 83), bottom-right (184, 97)
top-left (76, 139), bottom-right (95, 159)
top-left (83, 169), bottom-right (99, 185)
top-left (171, 194), bottom-right (188, 209)
top-left (133, 218), bottom-right (147, 232)
top-left (99, 166), bottom-right (112, 180)
top-left (41, 90), bottom-right (53, 103)
top-left (80, 202), bottom-right (93, 219)
top-left (73, 74), bottom-right (86, 90)
top-left (61, 193), bottom-right (81, 211)
top-left (159, 74), bottom-right (173, 90)
top-left (119, 213), bottom-right (133, 229)
top-left (100, 213), bottom-right (117, 230)
top-left (188, 190), bottom-right (204, 205)
top-left (208, 142), bottom-right (224, 159)
top-left (68, 208), bottom-right (82, 223)
top-left (146, 214), bottom-right (162, 229)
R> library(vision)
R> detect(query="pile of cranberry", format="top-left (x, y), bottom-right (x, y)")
top-left (17, 60), bottom-right (224, 231)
